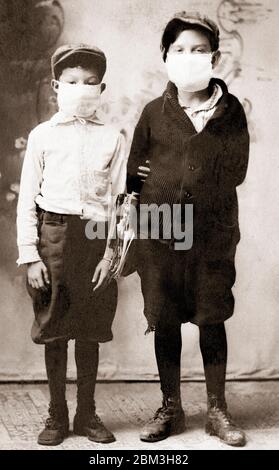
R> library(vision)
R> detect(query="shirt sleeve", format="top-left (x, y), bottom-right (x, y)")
top-left (110, 131), bottom-right (127, 196)
top-left (16, 129), bottom-right (44, 266)
top-left (103, 132), bottom-right (127, 260)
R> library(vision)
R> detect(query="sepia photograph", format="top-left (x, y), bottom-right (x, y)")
top-left (0, 0), bottom-right (278, 460)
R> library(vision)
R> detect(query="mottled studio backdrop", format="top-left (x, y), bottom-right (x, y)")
top-left (0, 0), bottom-right (278, 380)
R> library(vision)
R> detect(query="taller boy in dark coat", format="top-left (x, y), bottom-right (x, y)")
top-left (127, 12), bottom-right (249, 446)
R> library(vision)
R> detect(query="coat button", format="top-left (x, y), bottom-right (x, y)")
top-left (185, 191), bottom-right (193, 199)
top-left (188, 164), bottom-right (195, 171)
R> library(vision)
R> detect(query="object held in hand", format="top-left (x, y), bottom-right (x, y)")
top-left (108, 193), bottom-right (138, 280)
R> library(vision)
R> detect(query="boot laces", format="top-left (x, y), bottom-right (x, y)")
top-left (45, 416), bottom-right (60, 429)
top-left (45, 404), bottom-right (67, 429)
top-left (89, 412), bottom-right (104, 426)
top-left (152, 405), bottom-right (173, 423)
top-left (215, 408), bottom-right (234, 427)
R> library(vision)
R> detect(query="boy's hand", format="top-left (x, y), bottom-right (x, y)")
top-left (27, 261), bottom-right (50, 290)
top-left (137, 160), bottom-right (150, 182)
top-left (92, 259), bottom-right (111, 291)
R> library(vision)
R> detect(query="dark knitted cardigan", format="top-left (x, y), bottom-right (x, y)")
top-left (127, 78), bottom-right (249, 234)
top-left (125, 78), bottom-right (249, 328)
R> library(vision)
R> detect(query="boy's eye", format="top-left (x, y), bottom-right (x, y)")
top-left (193, 48), bottom-right (207, 53)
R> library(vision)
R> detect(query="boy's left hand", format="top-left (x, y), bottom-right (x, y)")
top-left (92, 259), bottom-right (111, 291)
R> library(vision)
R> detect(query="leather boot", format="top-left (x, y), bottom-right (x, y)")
top-left (140, 396), bottom-right (186, 442)
top-left (206, 395), bottom-right (246, 447)
top-left (38, 402), bottom-right (69, 446)
top-left (73, 404), bottom-right (115, 443)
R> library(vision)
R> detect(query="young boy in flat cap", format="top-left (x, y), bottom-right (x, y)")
top-left (17, 44), bottom-right (127, 445)
top-left (127, 12), bottom-right (249, 446)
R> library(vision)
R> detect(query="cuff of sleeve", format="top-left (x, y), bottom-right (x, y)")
top-left (17, 246), bottom-right (42, 266)
top-left (103, 246), bottom-right (113, 261)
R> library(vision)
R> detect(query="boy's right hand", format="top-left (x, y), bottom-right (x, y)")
top-left (92, 259), bottom-right (111, 291)
top-left (27, 261), bottom-right (50, 290)
top-left (137, 160), bottom-right (150, 182)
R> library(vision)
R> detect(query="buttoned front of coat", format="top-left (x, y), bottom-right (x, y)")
top-left (127, 78), bottom-right (250, 326)
top-left (128, 78), bottom-right (249, 234)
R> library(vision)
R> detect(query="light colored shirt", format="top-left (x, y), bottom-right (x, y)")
top-left (178, 83), bottom-right (223, 132)
top-left (17, 112), bottom-right (127, 265)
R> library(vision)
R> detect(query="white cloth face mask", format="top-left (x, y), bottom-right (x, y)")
top-left (165, 53), bottom-right (213, 92)
top-left (53, 81), bottom-right (102, 118)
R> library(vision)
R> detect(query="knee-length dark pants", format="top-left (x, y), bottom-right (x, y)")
top-left (27, 210), bottom-right (117, 344)
top-left (136, 221), bottom-right (239, 331)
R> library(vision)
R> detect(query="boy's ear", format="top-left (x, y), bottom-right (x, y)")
top-left (212, 50), bottom-right (221, 69)
top-left (100, 83), bottom-right (106, 94)
top-left (51, 79), bottom-right (59, 93)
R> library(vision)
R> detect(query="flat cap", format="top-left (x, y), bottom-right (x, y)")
top-left (51, 43), bottom-right (107, 79)
top-left (169, 11), bottom-right (219, 46)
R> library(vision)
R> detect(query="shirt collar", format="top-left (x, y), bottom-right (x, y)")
top-left (50, 111), bottom-right (105, 127)
top-left (178, 83), bottom-right (223, 114)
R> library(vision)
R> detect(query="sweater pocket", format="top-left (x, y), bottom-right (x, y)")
top-left (214, 219), bottom-right (238, 231)
top-left (205, 220), bottom-right (240, 262)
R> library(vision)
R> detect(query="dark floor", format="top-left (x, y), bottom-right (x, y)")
top-left (0, 382), bottom-right (278, 449)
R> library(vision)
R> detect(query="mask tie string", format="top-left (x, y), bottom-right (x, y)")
top-left (75, 116), bottom-right (87, 125)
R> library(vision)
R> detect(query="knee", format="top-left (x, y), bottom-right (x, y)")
top-left (45, 339), bottom-right (68, 354)
top-left (155, 320), bottom-right (181, 340)
top-left (75, 339), bottom-right (99, 354)
top-left (199, 323), bottom-right (226, 338)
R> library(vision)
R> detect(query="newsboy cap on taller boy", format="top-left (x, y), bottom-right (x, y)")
top-left (166, 11), bottom-right (220, 49)
top-left (173, 11), bottom-right (219, 38)
top-left (51, 44), bottom-right (107, 80)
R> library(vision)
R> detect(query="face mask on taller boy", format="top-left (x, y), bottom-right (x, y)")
top-left (53, 81), bottom-right (102, 119)
top-left (165, 53), bottom-right (213, 92)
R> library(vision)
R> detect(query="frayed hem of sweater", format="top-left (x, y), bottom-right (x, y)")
top-left (144, 325), bottom-right (156, 335)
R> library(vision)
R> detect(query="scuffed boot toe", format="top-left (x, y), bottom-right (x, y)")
top-left (73, 412), bottom-right (115, 443)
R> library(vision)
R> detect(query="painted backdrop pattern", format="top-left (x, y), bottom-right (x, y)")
top-left (0, 0), bottom-right (278, 380)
